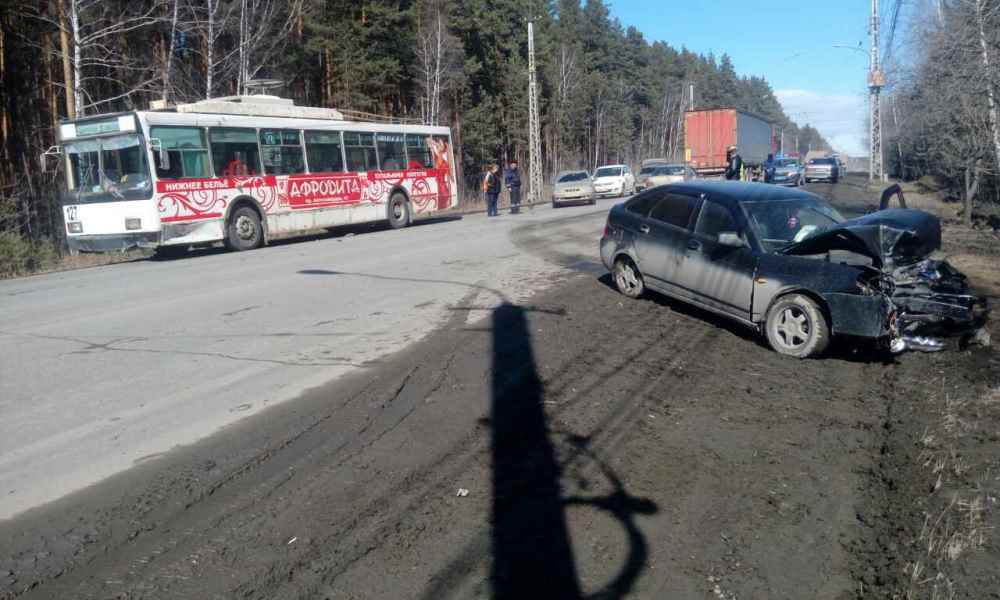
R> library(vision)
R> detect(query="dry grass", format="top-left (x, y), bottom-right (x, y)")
top-left (903, 384), bottom-right (998, 599)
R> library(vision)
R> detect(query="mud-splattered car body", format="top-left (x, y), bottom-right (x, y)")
top-left (600, 181), bottom-right (988, 356)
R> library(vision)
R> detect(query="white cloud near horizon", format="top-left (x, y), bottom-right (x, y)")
top-left (775, 89), bottom-right (867, 157)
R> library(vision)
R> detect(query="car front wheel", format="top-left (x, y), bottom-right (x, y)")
top-left (765, 294), bottom-right (830, 358)
top-left (613, 257), bottom-right (645, 299)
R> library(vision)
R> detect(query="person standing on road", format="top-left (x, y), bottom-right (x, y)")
top-left (725, 145), bottom-right (744, 181)
top-left (484, 164), bottom-right (501, 217)
top-left (763, 153), bottom-right (775, 184)
top-left (504, 159), bottom-right (522, 214)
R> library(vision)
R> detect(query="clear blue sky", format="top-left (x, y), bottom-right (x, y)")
top-left (607, 0), bottom-right (876, 155)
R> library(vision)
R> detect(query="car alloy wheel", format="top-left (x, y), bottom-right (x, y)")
top-left (613, 258), bottom-right (644, 299)
top-left (765, 294), bottom-right (830, 358)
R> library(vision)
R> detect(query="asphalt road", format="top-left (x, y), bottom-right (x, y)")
top-left (0, 198), bottom-right (610, 520)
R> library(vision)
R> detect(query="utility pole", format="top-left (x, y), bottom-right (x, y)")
top-left (526, 20), bottom-right (543, 207)
top-left (868, 0), bottom-right (885, 182)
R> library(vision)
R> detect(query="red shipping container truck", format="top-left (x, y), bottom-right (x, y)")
top-left (684, 108), bottom-right (775, 178)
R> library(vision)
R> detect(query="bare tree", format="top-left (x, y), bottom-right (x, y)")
top-left (234, 0), bottom-right (306, 95)
top-left (971, 0), bottom-right (1000, 174)
top-left (414, 0), bottom-right (461, 126)
top-left (160, 0), bottom-right (181, 102)
top-left (64, 0), bottom-right (164, 114)
top-left (550, 42), bottom-right (580, 173)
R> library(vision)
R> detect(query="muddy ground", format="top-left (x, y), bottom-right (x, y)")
top-left (1, 177), bottom-right (998, 599)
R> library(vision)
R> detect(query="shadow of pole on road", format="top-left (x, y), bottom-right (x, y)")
top-left (489, 302), bottom-right (658, 599)
top-left (297, 268), bottom-right (658, 598)
top-left (490, 302), bottom-right (580, 598)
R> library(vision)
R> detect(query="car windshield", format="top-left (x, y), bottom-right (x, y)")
top-left (652, 166), bottom-right (685, 176)
top-left (595, 167), bottom-right (622, 178)
top-left (776, 159), bottom-right (799, 168)
top-left (65, 134), bottom-right (150, 201)
top-left (557, 172), bottom-right (589, 183)
top-left (741, 196), bottom-right (845, 253)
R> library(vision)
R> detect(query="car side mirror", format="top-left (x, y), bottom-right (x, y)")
top-left (717, 231), bottom-right (744, 248)
top-left (150, 138), bottom-right (170, 171)
top-left (39, 145), bottom-right (62, 173)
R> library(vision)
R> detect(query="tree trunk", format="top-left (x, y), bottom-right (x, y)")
top-left (206, 0), bottom-right (215, 98)
top-left (452, 102), bottom-right (464, 203)
top-left (324, 49), bottom-right (333, 107)
top-left (57, 0), bottom-right (75, 119)
top-left (46, 34), bottom-right (59, 135)
top-left (963, 162), bottom-right (980, 226)
top-left (162, 0), bottom-right (180, 102)
top-left (71, 0), bottom-right (82, 116)
top-left (975, 0), bottom-right (1000, 176)
top-left (0, 23), bottom-right (8, 175)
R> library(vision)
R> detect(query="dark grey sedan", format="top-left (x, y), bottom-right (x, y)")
top-left (600, 182), bottom-right (987, 358)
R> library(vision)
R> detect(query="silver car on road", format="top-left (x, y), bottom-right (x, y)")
top-left (552, 170), bottom-right (596, 207)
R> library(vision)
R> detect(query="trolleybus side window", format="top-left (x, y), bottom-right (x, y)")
top-left (260, 129), bottom-right (305, 175)
top-left (376, 133), bottom-right (406, 171)
top-left (304, 131), bottom-right (344, 173)
top-left (150, 126), bottom-right (209, 179)
top-left (209, 127), bottom-right (261, 177)
top-left (405, 135), bottom-right (435, 169)
top-left (343, 132), bottom-right (377, 172)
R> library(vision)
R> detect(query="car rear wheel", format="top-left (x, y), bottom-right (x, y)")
top-left (765, 294), bottom-right (830, 358)
top-left (613, 257), bottom-right (644, 299)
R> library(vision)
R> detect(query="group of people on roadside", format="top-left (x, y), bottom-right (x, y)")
top-left (482, 160), bottom-right (522, 217)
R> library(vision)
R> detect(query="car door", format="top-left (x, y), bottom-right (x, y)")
top-left (633, 190), bottom-right (700, 294)
top-left (672, 197), bottom-right (756, 320)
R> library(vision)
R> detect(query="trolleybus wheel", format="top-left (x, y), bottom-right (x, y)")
top-left (387, 192), bottom-right (410, 229)
top-left (227, 205), bottom-right (263, 251)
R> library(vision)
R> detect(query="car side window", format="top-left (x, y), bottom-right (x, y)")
top-left (695, 200), bottom-right (738, 238)
top-left (648, 193), bottom-right (699, 229)
top-left (624, 190), bottom-right (660, 217)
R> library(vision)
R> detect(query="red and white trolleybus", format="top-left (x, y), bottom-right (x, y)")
top-left (55, 95), bottom-right (458, 254)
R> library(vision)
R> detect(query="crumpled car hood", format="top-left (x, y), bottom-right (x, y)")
top-left (780, 208), bottom-right (941, 269)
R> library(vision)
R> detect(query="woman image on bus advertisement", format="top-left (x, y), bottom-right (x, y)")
top-left (427, 135), bottom-right (454, 209)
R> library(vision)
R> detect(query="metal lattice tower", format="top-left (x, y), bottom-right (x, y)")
top-left (869, 0), bottom-right (885, 182)
top-left (527, 21), bottom-right (543, 206)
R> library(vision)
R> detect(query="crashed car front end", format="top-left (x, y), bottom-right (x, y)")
top-left (781, 208), bottom-right (989, 352)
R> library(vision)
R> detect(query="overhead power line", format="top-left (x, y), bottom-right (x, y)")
top-left (883, 0), bottom-right (903, 66)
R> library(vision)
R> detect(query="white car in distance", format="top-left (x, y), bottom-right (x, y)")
top-left (592, 164), bottom-right (636, 198)
top-left (551, 170), bottom-right (596, 207)
top-left (644, 164), bottom-right (698, 188)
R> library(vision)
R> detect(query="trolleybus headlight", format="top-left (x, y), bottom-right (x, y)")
top-left (68, 222), bottom-right (83, 233)
top-left (125, 218), bottom-right (141, 230)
